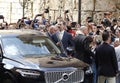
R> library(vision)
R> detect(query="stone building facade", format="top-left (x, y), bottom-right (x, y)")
top-left (0, 0), bottom-right (119, 24)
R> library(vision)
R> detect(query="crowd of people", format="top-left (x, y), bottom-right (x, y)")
top-left (0, 11), bottom-right (120, 83)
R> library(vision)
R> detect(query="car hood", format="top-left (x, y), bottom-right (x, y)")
top-left (23, 56), bottom-right (89, 68)
top-left (3, 55), bottom-right (89, 70)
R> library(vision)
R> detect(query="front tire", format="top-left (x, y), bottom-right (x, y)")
top-left (2, 72), bottom-right (17, 83)
top-left (2, 78), bottom-right (14, 83)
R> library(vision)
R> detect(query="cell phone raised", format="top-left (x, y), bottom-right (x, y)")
top-left (0, 15), bottom-right (4, 19)
top-left (22, 17), bottom-right (27, 19)
top-left (36, 14), bottom-right (43, 16)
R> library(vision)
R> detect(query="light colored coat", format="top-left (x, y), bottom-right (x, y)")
top-left (115, 45), bottom-right (120, 71)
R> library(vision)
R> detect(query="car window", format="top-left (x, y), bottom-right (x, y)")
top-left (2, 35), bottom-right (61, 58)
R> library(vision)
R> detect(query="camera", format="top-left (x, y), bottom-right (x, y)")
top-left (37, 14), bottom-right (43, 16)
top-left (65, 10), bottom-right (69, 13)
top-left (87, 17), bottom-right (93, 23)
top-left (22, 17), bottom-right (27, 19)
top-left (97, 25), bottom-right (102, 28)
top-left (0, 15), bottom-right (4, 19)
top-left (71, 22), bottom-right (77, 27)
top-left (44, 8), bottom-right (49, 13)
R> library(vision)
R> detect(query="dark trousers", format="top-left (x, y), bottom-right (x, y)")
top-left (83, 73), bottom-right (93, 83)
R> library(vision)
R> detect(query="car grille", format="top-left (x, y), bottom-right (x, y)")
top-left (44, 69), bottom-right (84, 83)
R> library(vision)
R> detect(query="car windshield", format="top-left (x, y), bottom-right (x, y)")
top-left (2, 35), bottom-right (61, 58)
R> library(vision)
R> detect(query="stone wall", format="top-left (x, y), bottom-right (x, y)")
top-left (92, 0), bottom-right (120, 24)
top-left (35, 0), bottom-right (120, 25)
top-left (80, 0), bottom-right (120, 24)
top-left (0, 0), bottom-right (119, 24)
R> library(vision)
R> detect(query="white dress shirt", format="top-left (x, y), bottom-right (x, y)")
top-left (58, 30), bottom-right (64, 40)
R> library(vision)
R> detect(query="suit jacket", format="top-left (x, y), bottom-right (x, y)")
top-left (51, 31), bottom-right (74, 52)
top-left (95, 42), bottom-right (118, 77)
top-left (46, 32), bottom-right (53, 39)
top-left (74, 34), bottom-right (93, 64)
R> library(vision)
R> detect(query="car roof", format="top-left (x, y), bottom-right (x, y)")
top-left (0, 29), bottom-right (46, 37)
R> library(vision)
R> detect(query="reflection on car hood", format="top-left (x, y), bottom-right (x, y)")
top-left (24, 56), bottom-right (89, 68)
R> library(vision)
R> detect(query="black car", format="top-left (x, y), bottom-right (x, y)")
top-left (0, 29), bottom-right (89, 83)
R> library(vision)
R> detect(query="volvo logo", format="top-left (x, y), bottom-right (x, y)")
top-left (62, 73), bottom-right (69, 81)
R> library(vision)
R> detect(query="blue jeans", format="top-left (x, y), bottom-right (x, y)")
top-left (116, 72), bottom-right (120, 83)
top-left (91, 60), bottom-right (97, 83)
top-left (83, 60), bottom-right (97, 83)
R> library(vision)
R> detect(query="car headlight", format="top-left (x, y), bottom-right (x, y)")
top-left (16, 69), bottom-right (40, 78)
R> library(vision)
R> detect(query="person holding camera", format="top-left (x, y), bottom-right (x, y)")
top-left (102, 12), bottom-right (112, 28)
top-left (16, 17), bottom-right (27, 29)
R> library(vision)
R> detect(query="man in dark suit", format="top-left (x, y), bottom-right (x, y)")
top-left (51, 21), bottom-right (74, 57)
top-left (74, 26), bottom-right (94, 64)
top-left (95, 30), bottom-right (118, 83)
top-left (74, 26), bottom-right (94, 83)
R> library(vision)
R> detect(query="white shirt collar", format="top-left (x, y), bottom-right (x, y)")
top-left (59, 30), bottom-right (64, 34)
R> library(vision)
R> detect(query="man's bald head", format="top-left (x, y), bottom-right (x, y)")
top-left (80, 26), bottom-right (88, 35)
